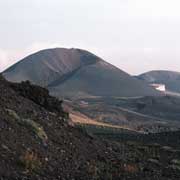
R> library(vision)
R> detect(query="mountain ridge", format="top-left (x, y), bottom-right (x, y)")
top-left (3, 48), bottom-right (160, 98)
top-left (137, 70), bottom-right (180, 93)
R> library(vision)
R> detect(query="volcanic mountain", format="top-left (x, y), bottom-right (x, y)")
top-left (3, 48), bottom-right (159, 98)
top-left (137, 70), bottom-right (180, 93)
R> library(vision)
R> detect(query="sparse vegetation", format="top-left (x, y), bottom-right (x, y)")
top-left (23, 118), bottom-right (48, 144)
top-left (19, 149), bottom-right (41, 172)
top-left (6, 108), bottom-right (21, 121)
top-left (1, 75), bottom-right (180, 179)
top-left (122, 163), bottom-right (139, 174)
top-left (6, 109), bottom-right (48, 143)
top-left (170, 159), bottom-right (180, 171)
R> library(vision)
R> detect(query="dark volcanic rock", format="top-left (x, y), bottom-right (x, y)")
top-left (9, 80), bottom-right (64, 115)
top-left (0, 74), bottom-right (180, 180)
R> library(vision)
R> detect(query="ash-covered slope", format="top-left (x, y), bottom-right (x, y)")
top-left (137, 70), bottom-right (180, 93)
top-left (0, 75), bottom-right (120, 179)
top-left (3, 48), bottom-right (89, 87)
top-left (0, 75), bottom-right (180, 180)
top-left (3, 48), bottom-right (159, 98)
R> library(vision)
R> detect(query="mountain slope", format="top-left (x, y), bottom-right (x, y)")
top-left (0, 75), bottom-right (121, 179)
top-left (3, 48), bottom-right (159, 98)
top-left (137, 70), bottom-right (180, 93)
top-left (1, 75), bottom-right (180, 180)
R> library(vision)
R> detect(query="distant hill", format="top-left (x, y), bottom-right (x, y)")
top-left (3, 48), bottom-right (159, 98)
top-left (137, 70), bottom-right (180, 93)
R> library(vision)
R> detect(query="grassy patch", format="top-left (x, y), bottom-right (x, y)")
top-left (6, 109), bottom-right (48, 143)
top-left (19, 149), bottom-right (41, 172)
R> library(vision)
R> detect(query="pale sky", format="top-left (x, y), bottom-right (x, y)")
top-left (1, 0), bottom-right (180, 74)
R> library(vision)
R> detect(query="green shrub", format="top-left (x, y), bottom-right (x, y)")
top-left (6, 109), bottom-right (20, 121)
top-left (22, 118), bottom-right (48, 143)
top-left (6, 109), bottom-right (48, 143)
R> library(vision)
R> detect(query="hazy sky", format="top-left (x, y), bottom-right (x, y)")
top-left (1, 0), bottom-right (180, 74)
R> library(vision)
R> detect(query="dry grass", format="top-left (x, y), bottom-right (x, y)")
top-left (19, 149), bottom-right (41, 172)
top-left (6, 109), bottom-right (48, 143)
top-left (70, 112), bottom-right (137, 132)
top-left (122, 163), bottom-right (139, 174)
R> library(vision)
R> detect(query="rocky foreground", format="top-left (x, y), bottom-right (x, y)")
top-left (0, 75), bottom-right (180, 180)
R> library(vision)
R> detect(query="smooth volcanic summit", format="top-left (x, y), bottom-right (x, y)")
top-left (3, 48), bottom-right (159, 98)
top-left (138, 70), bottom-right (180, 93)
